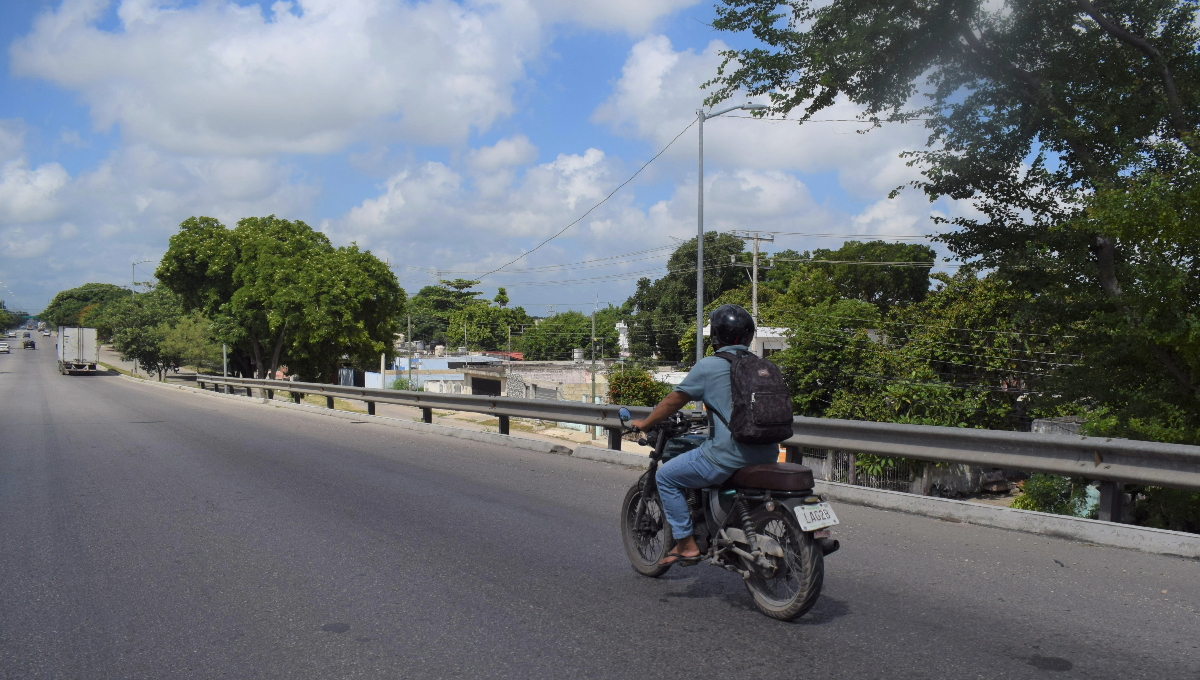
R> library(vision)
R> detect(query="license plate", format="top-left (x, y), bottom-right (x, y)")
top-left (795, 502), bottom-right (839, 532)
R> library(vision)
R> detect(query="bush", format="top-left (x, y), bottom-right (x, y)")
top-left (390, 377), bottom-right (421, 391)
top-left (607, 365), bottom-right (672, 407)
top-left (1129, 487), bottom-right (1200, 533)
top-left (1010, 474), bottom-right (1096, 518)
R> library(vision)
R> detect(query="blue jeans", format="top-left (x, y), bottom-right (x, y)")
top-left (655, 449), bottom-right (733, 540)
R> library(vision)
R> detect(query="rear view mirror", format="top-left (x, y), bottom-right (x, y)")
top-left (618, 407), bottom-right (631, 422)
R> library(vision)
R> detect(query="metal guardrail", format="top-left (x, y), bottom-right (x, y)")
top-left (196, 375), bottom-right (1200, 523)
top-left (787, 417), bottom-right (1200, 492)
top-left (196, 375), bottom-right (651, 450)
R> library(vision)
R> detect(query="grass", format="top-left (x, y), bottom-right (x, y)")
top-left (298, 393), bottom-right (367, 414)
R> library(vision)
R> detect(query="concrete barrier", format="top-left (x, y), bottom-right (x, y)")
top-left (572, 445), bottom-right (650, 469)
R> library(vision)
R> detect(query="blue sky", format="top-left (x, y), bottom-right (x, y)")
top-left (0, 0), bottom-right (961, 314)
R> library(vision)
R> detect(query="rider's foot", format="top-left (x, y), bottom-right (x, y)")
top-left (659, 537), bottom-right (701, 566)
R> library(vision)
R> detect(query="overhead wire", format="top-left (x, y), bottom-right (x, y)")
top-left (478, 119), bottom-right (698, 279)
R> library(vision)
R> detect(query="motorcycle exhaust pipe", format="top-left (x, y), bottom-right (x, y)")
top-left (818, 538), bottom-right (840, 556)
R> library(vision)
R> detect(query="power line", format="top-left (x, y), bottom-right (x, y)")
top-left (395, 245), bottom-right (679, 276)
top-left (477, 121), bottom-right (700, 280)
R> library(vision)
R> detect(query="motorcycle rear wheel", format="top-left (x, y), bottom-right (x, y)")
top-left (743, 507), bottom-right (824, 621)
top-left (620, 482), bottom-right (673, 577)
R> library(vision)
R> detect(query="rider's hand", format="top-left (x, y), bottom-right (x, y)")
top-left (629, 419), bottom-right (646, 431)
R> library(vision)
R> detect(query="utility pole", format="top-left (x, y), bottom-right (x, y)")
top-left (590, 296), bottom-right (597, 440)
top-left (407, 315), bottom-right (413, 390)
top-left (222, 344), bottom-right (228, 377)
top-left (731, 231), bottom-right (774, 325)
top-left (507, 325), bottom-right (511, 358)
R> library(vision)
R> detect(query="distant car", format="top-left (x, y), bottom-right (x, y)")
top-left (23, 339), bottom-right (35, 349)
top-left (5, 331), bottom-right (14, 337)
top-left (0, 342), bottom-right (8, 353)
top-left (42, 331), bottom-right (50, 336)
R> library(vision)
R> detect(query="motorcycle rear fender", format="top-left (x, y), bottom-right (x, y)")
top-left (780, 496), bottom-right (829, 530)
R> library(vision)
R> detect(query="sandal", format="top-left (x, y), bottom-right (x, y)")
top-left (659, 548), bottom-right (702, 567)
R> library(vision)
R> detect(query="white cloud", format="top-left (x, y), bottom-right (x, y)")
top-left (593, 35), bottom-right (933, 198)
top-left (467, 135), bottom-right (538, 174)
top-left (2, 227), bottom-right (54, 259)
top-left (330, 142), bottom-right (847, 288)
top-left (0, 119), bottom-right (71, 224)
top-left (11, 0), bottom-right (542, 154)
top-left (10, 0), bottom-right (700, 157)
top-left (0, 130), bottom-right (317, 301)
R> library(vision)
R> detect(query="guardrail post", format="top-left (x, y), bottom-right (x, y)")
top-left (267, 389), bottom-right (273, 400)
top-left (1097, 480), bottom-right (1125, 522)
top-left (607, 427), bottom-right (622, 451)
top-left (326, 396), bottom-right (334, 409)
top-left (783, 444), bottom-right (799, 463)
top-left (292, 392), bottom-right (301, 404)
top-left (422, 407), bottom-right (432, 423)
top-left (245, 387), bottom-right (253, 397)
top-left (498, 415), bottom-right (510, 435)
top-left (848, 453), bottom-right (857, 486)
top-left (367, 402), bottom-right (375, 416)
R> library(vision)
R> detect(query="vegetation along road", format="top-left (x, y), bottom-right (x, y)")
top-left (1, 330), bottom-right (1196, 679)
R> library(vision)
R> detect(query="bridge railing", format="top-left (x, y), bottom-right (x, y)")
top-left (196, 375), bottom-right (1200, 523)
top-left (196, 375), bottom-right (651, 450)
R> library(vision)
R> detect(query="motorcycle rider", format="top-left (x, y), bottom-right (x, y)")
top-left (630, 304), bottom-right (782, 566)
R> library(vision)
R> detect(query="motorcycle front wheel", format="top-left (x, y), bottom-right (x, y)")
top-left (743, 507), bottom-right (824, 621)
top-left (620, 481), bottom-right (673, 577)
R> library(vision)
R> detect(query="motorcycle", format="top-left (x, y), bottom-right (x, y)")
top-left (617, 406), bottom-right (840, 621)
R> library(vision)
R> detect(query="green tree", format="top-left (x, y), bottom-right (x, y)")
top-left (707, 0), bottom-right (1200, 439)
top-left (607, 364), bottom-right (672, 407)
top-left (445, 302), bottom-right (532, 351)
top-left (518, 310), bottom-right (619, 361)
top-left (408, 279), bottom-right (483, 347)
top-left (769, 298), bottom-right (882, 416)
top-left (100, 286), bottom-right (184, 381)
top-left (493, 287), bottom-right (509, 308)
top-left (0, 301), bottom-right (18, 330)
top-left (159, 312), bottom-right (222, 372)
top-left (625, 232), bottom-right (744, 362)
top-left (801, 241), bottom-right (936, 309)
top-left (156, 215), bottom-right (405, 381)
top-left (42, 283), bottom-right (128, 329)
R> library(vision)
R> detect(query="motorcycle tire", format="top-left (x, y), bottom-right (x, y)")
top-left (742, 506), bottom-right (824, 621)
top-left (620, 481), bottom-right (673, 577)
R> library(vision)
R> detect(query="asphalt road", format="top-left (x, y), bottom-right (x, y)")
top-left (1, 343), bottom-right (1198, 679)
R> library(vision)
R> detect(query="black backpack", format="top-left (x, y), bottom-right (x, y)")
top-left (709, 349), bottom-right (794, 445)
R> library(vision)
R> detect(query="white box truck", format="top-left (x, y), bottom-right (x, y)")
top-left (58, 327), bottom-right (99, 375)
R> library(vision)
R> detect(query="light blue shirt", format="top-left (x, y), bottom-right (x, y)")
top-left (674, 345), bottom-right (781, 472)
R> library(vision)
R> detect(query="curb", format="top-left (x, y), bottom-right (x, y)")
top-left (816, 480), bottom-right (1200, 559)
top-left (116, 375), bottom-right (572, 456)
top-left (572, 445), bottom-right (650, 469)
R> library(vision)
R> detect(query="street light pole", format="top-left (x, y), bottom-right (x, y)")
top-left (695, 103), bottom-right (767, 363)
top-left (131, 259), bottom-right (152, 297)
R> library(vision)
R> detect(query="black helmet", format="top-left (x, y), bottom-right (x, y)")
top-left (709, 304), bottom-right (755, 348)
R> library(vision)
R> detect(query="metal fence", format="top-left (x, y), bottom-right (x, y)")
top-left (195, 375), bottom-right (1200, 523)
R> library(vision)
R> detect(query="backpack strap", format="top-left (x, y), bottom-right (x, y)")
top-left (704, 348), bottom-right (747, 434)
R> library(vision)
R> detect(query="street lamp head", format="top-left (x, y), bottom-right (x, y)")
top-left (741, 103), bottom-right (768, 111)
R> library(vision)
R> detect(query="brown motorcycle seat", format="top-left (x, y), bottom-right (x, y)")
top-left (723, 463), bottom-right (815, 491)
